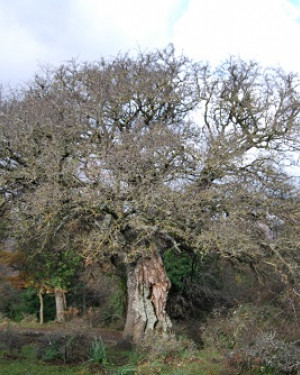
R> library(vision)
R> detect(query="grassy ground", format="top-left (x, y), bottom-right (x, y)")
top-left (0, 343), bottom-right (236, 375)
top-left (0, 316), bottom-right (283, 375)
top-left (0, 346), bottom-right (84, 375)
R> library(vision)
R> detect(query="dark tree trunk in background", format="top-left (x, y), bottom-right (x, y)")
top-left (123, 250), bottom-right (172, 343)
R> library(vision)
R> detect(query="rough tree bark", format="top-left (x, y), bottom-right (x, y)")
top-left (54, 288), bottom-right (66, 323)
top-left (122, 250), bottom-right (172, 343)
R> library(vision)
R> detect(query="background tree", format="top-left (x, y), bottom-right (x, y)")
top-left (0, 223), bottom-right (82, 323)
top-left (0, 74), bottom-right (84, 323)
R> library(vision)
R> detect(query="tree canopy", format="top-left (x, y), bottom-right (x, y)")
top-left (0, 46), bottom-right (299, 341)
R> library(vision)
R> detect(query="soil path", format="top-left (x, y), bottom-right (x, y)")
top-left (0, 323), bottom-right (123, 346)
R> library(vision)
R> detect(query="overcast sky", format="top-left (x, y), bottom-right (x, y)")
top-left (1, 0), bottom-right (300, 86)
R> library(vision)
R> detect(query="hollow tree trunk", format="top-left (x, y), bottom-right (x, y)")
top-left (54, 288), bottom-right (65, 322)
top-left (123, 250), bottom-right (172, 343)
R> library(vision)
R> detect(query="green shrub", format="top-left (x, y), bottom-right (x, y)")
top-left (36, 332), bottom-right (90, 364)
top-left (39, 337), bottom-right (63, 362)
top-left (164, 250), bottom-right (229, 319)
top-left (89, 336), bottom-right (108, 364)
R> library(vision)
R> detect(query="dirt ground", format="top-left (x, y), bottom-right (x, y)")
top-left (0, 322), bottom-right (123, 347)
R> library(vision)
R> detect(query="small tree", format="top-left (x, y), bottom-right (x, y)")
top-left (0, 233), bottom-right (82, 323)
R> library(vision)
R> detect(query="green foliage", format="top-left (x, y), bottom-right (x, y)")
top-left (41, 294), bottom-right (56, 322)
top-left (164, 250), bottom-right (222, 291)
top-left (164, 250), bottom-right (226, 319)
top-left (40, 338), bottom-right (63, 362)
top-left (88, 336), bottom-right (108, 364)
top-left (164, 250), bottom-right (193, 291)
top-left (36, 332), bottom-right (91, 364)
top-left (5, 287), bottom-right (37, 322)
top-left (253, 367), bottom-right (274, 375)
top-left (2, 287), bottom-right (55, 322)
top-left (23, 244), bottom-right (83, 291)
top-left (44, 249), bottom-right (82, 290)
top-left (96, 277), bottom-right (125, 326)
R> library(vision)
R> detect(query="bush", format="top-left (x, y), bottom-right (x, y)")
top-left (36, 332), bottom-right (91, 363)
top-left (136, 333), bottom-right (197, 360)
top-left (202, 301), bottom-right (300, 374)
top-left (0, 327), bottom-right (23, 354)
top-left (164, 251), bottom-right (231, 320)
top-left (203, 302), bottom-right (299, 350)
top-left (229, 333), bottom-right (300, 374)
top-left (36, 332), bottom-right (109, 364)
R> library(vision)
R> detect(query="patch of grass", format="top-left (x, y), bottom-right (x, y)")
top-left (0, 345), bottom-right (90, 375)
top-left (108, 346), bottom-right (233, 375)
top-left (107, 340), bottom-right (239, 375)
top-left (0, 341), bottom-right (242, 375)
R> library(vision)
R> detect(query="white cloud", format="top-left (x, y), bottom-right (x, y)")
top-left (72, 0), bottom-right (175, 47)
top-left (172, 0), bottom-right (300, 71)
top-left (0, 0), bottom-right (182, 85)
top-left (0, 0), bottom-right (300, 86)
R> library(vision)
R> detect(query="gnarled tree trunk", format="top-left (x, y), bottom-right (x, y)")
top-left (123, 250), bottom-right (172, 343)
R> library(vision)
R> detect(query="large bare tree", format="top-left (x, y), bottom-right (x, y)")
top-left (0, 47), bottom-right (299, 342)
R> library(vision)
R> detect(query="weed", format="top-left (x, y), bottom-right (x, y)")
top-left (89, 336), bottom-right (108, 365)
top-left (36, 332), bottom-right (90, 364)
top-left (38, 334), bottom-right (66, 362)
